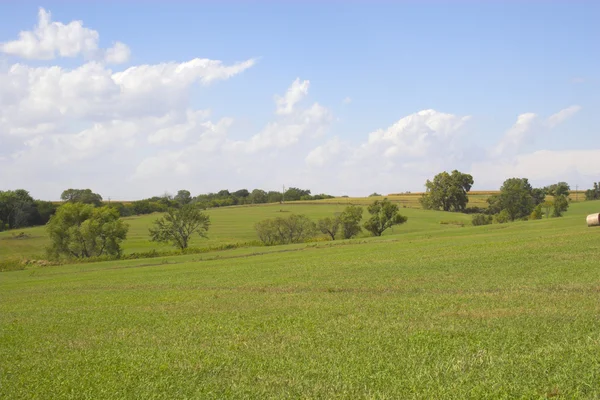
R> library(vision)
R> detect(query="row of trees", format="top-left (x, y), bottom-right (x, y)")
top-left (420, 171), bottom-right (575, 224)
top-left (586, 183), bottom-right (600, 201)
top-left (0, 190), bottom-right (57, 231)
top-left (255, 199), bottom-right (408, 246)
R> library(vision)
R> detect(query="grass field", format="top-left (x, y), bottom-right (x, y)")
top-left (0, 203), bottom-right (474, 260)
top-left (2, 200), bottom-right (600, 398)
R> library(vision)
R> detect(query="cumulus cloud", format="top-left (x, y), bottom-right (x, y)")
top-left (0, 8), bottom-right (130, 63)
top-left (275, 78), bottom-right (310, 115)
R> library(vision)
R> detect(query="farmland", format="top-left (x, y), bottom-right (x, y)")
top-left (1, 200), bottom-right (600, 398)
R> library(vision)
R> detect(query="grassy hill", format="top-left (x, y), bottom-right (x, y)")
top-left (0, 202), bottom-right (475, 260)
top-left (1, 201), bottom-right (600, 398)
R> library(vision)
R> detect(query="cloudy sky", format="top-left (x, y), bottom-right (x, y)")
top-left (0, 2), bottom-right (598, 200)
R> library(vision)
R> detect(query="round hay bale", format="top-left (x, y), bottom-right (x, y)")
top-left (587, 213), bottom-right (600, 227)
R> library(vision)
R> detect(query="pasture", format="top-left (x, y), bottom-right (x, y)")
top-left (0, 202), bottom-right (473, 260)
top-left (1, 201), bottom-right (600, 398)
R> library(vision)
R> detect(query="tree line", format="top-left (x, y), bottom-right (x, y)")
top-left (419, 171), bottom-right (577, 225)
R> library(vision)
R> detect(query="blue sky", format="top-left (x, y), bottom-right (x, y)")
top-left (0, 1), bottom-right (598, 199)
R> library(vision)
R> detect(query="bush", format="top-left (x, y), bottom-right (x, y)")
top-left (529, 205), bottom-right (543, 220)
top-left (493, 210), bottom-right (511, 224)
top-left (463, 207), bottom-right (486, 214)
top-left (255, 214), bottom-right (317, 245)
top-left (472, 214), bottom-right (493, 226)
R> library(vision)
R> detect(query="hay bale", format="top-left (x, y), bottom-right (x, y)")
top-left (587, 213), bottom-right (600, 227)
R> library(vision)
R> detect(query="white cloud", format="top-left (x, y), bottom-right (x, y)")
top-left (343, 97), bottom-right (352, 105)
top-left (547, 105), bottom-right (582, 128)
top-left (0, 8), bottom-right (131, 64)
top-left (492, 112), bottom-right (538, 156)
top-left (275, 78), bottom-right (309, 115)
top-left (472, 149), bottom-right (600, 189)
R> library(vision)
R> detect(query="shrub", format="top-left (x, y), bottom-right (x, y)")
top-left (471, 214), bottom-right (493, 226)
top-left (493, 210), bottom-right (511, 224)
top-left (529, 205), bottom-right (543, 220)
top-left (255, 214), bottom-right (317, 245)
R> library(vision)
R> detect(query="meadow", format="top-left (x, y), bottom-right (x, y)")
top-left (1, 200), bottom-right (600, 398)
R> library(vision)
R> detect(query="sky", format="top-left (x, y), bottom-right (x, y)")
top-left (0, 1), bottom-right (598, 200)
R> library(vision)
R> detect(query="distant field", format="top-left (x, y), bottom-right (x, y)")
top-left (0, 202), bottom-right (474, 260)
top-left (2, 201), bottom-right (600, 398)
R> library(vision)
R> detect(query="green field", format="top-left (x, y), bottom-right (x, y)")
top-left (0, 203), bottom-right (474, 260)
top-left (2, 201), bottom-right (600, 398)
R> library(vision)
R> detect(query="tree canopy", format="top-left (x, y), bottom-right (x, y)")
top-left (420, 170), bottom-right (474, 212)
top-left (149, 204), bottom-right (211, 250)
top-left (46, 203), bottom-right (129, 259)
top-left (60, 189), bottom-right (103, 207)
top-left (363, 198), bottom-right (407, 236)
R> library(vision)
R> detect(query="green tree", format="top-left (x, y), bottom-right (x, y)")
top-left (369, 192), bottom-right (382, 197)
top-left (60, 188), bottom-right (103, 207)
top-left (149, 204), bottom-right (211, 250)
top-left (585, 182), bottom-right (600, 201)
top-left (420, 170), bottom-right (474, 212)
top-left (472, 214), bottom-right (493, 226)
top-left (552, 195), bottom-right (569, 217)
top-left (284, 187), bottom-right (311, 201)
top-left (339, 205), bottom-right (364, 239)
top-left (363, 199), bottom-right (407, 236)
top-left (0, 189), bottom-right (36, 229)
top-left (233, 189), bottom-right (250, 198)
top-left (529, 205), bottom-right (544, 220)
top-left (541, 200), bottom-right (553, 219)
top-left (30, 200), bottom-right (57, 226)
top-left (318, 216), bottom-right (341, 240)
top-left (267, 191), bottom-right (283, 203)
top-left (249, 189), bottom-right (268, 204)
top-left (545, 182), bottom-right (570, 198)
top-left (174, 190), bottom-right (192, 206)
top-left (255, 214), bottom-right (316, 245)
top-left (497, 178), bottom-right (535, 221)
top-left (47, 203), bottom-right (129, 259)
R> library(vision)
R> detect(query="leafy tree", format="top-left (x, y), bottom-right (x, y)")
top-left (267, 191), bottom-right (283, 203)
top-left (541, 200), bottom-right (553, 219)
top-left (493, 209), bottom-right (511, 224)
top-left (60, 188), bottom-right (103, 207)
top-left (30, 200), bottom-right (57, 226)
top-left (149, 204), bottom-right (210, 250)
top-left (497, 178), bottom-right (535, 221)
top-left (529, 205), bottom-right (544, 220)
top-left (284, 187), bottom-right (311, 201)
top-left (174, 190), bottom-right (192, 206)
top-left (233, 189), bottom-right (250, 198)
top-left (369, 192), bottom-right (382, 197)
top-left (585, 183), bottom-right (600, 201)
top-left (0, 189), bottom-right (36, 229)
top-left (545, 182), bottom-right (570, 198)
top-left (363, 199), bottom-right (407, 236)
top-left (552, 195), bottom-right (569, 217)
top-left (250, 189), bottom-right (268, 204)
top-left (46, 203), bottom-right (129, 259)
top-left (339, 205), bottom-right (364, 239)
top-left (217, 190), bottom-right (231, 198)
top-left (531, 188), bottom-right (547, 206)
top-left (420, 170), bottom-right (474, 212)
top-left (318, 216), bottom-right (341, 240)
top-left (255, 214), bottom-right (316, 245)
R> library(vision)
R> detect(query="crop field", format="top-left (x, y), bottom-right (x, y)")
top-left (1, 200), bottom-right (600, 398)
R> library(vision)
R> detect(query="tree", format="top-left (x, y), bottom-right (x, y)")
top-left (545, 182), bottom-right (570, 198)
top-left (552, 195), bottom-right (569, 217)
top-left (363, 199), bottom-right (407, 236)
top-left (530, 205), bottom-right (544, 220)
top-left (60, 189), bottom-right (103, 207)
top-left (47, 203), bottom-right (129, 259)
top-left (497, 178), bottom-right (535, 221)
top-left (0, 189), bottom-right (36, 229)
top-left (339, 205), bottom-right (364, 239)
top-left (149, 204), bottom-right (211, 250)
top-left (233, 189), bottom-right (250, 198)
top-left (255, 214), bottom-right (316, 245)
top-left (318, 216), bottom-right (341, 240)
top-left (369, 192), bottom-right (382, 197)
top-left (174, 190), bottom-right (192, 206)
top-left (30, 200), bottom-right (57, 226)
top-left (249, 189), bottom-right (268, 204)
top-left (284, 187), bottom-right (311, 201)
top-left (531, 188), bottom-right (547, 206)
top-left (585, 182), bottom-right (600, 201)
top-left (420, 170), bottom-right (474, 212)
top-left (541, 200), bottom-right (553, 218)
top-left (472, 214), bottom-right (493, 226)
top-left (267, 191), bottom-right (283, 203)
